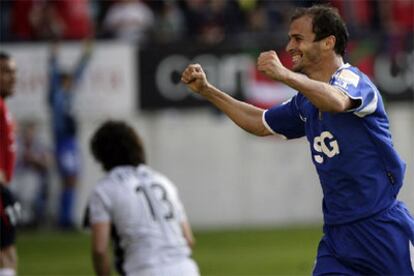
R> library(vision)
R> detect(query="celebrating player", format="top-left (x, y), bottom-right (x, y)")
top-left (0, 52), bottom-right (21, 276)
top-left (47, 40), bottom-right (92, 229)
top-left (181, 5), bottom-right (414, 274)
top-left (85, 120), bottom-right (199, 276)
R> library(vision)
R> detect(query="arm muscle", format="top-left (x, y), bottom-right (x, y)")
top-left (283, 70), bottom-right (356, 112)
top-left (200, 84), bottom-right (272, 136)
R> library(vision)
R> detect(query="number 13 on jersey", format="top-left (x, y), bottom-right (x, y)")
top-left (136, 183), bottom-right (174, 221)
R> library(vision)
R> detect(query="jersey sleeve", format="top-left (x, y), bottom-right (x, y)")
top-left (88, 188), bottom-right (111, 224)
top-left (262, 95), bottom-right (306, 139)
top-left (331, 68), bottom-right (378, 117)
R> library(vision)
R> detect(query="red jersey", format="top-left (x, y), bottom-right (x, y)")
top-left (53, 0), bottom-right (93, 39)
top-left (0, 98), bottom-right (16, 184)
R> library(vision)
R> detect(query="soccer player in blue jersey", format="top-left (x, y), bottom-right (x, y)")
top-left (181, 5), bottom-right (414, 275)
top-left (47, 40), bottom-right (92, 228)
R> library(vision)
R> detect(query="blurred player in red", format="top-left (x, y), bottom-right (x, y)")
top-left (0, 52), bottom-right (21, 276)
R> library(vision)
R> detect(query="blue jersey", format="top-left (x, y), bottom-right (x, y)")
top-left (263, 63), bottom-right (406, 225)
top-left (48, 53), bottom-right (90, 142)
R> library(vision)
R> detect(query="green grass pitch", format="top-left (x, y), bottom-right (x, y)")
top-left (16, 225), bottom-right (322, 275)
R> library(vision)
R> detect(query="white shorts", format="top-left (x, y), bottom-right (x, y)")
top-left (129, 258), bottom-right (199, 276)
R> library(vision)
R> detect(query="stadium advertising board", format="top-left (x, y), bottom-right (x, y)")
top-left (139, 41), bottom-right (413, 110)
top-left (2, 42), bottom-right (135, 121)
top-left (347, 40), bottom-right (413, 103)
top-left (138, 45), bottom-right (297, 110)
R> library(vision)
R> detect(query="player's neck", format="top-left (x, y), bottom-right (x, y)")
top-left (307, 56), bottom-right (344, 83)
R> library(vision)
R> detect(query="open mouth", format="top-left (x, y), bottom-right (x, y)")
top-left (292, 54), bottom-right (302, 64)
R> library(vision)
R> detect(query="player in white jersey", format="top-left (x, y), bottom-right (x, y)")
top-left (85, 120), bottom-right (199, 276)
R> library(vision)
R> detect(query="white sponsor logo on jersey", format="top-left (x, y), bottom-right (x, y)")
top-left (336, 69), bottom-right (360, 89)
top-left (313, 131), bottom-right (340, 163)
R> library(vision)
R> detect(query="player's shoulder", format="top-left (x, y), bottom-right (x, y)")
top-left (333, 64), bottom-right (361, 86)
top-left (335, 63), bottom-right (361, 75)
top-left (91, 175), bottom-right (113, 200)
top-left (138, 164), bottom-right (177, 190)
top-left (333, 63), bottom-right (378, 92)
top-left (93, 166), bottom-right (131, 191)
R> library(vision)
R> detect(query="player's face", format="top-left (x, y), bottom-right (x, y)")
top-left (0, 58), bottom-right (17, 99)
top-left (286, 16), bottom-right (323, 75)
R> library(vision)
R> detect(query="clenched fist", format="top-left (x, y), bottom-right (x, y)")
top-left (257, 50), bottom-right (288, 81)
top-left (181, 64), bottom-right (210, 94)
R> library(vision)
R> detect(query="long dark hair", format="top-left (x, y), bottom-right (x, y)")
top-left (90, 120), bottom-right (146, 171)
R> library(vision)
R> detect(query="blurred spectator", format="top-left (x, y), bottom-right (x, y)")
top-left (195, 0), bottom-right (227, 44)
top-left (50, 0), bottom-right (94, 40)
top-left (0, 1), bottom-right (13, 41)
top-left (265, 1), bottom-right (295, 30)
top-left (378, 0), bottom-right (414, 55)
top-left (377, 0), bottom-right (414, 78)
top-left (29, 1), bottom-right (65, 40)
top-left (102, 0), bottom-right (154, 44)
top-left (244, 2), bottom-right (269, 33)
top-left (205, 0), bottom-right (245, 42)
top-left (237, 0), bottom-right (294, 47)
top-left (180, 0), bottom-right (209, 42)
top-left (8, 0), bottom-right (93, 41)
top-left (11, 121), bottom-right (51, 228)
top-left (47, 40), bottom-right (93, 229)
top-left (151, 0), bottom-right (186, 44)
top-left (379, 0), bottom-right (414, 36)
top-left (1, 0), bottom-right (412, 49)
top-left (91, 0), bottom-right (114, 37)
top-left (9, 0), bottom-right (41, 41)
top-left (331, 0), bottom-right (378, 37)
top-left (181, 0), bottom-right (245, 45)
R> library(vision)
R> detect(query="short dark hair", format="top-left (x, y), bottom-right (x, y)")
top-left (291, 5), bottom-right (349, 56)
top-left (0, 52), bottom-right (11, 60)
top-left (90, 120), bottom-right (146, 171)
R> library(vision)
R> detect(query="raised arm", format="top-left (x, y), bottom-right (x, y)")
top-left (257, 51), bottom-right (357, 113)
top-left (181, 64), bottom-right (272, 137)
top-left (48, 42), bottom-right (60, 101)
top-left (72, 39), bottom-right (93, 84)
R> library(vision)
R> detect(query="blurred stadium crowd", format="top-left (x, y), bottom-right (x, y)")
top-left (0, 0), bottom-right (413, 47)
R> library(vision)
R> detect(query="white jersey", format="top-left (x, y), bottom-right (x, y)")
top-left (87, 165), bottom-right (198, 275)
